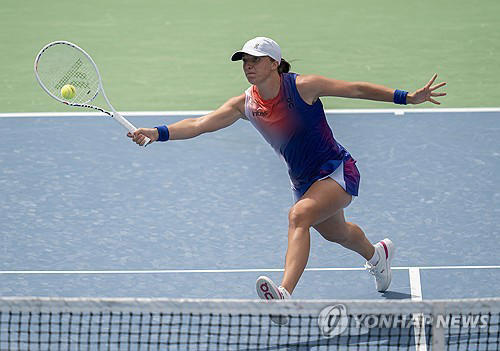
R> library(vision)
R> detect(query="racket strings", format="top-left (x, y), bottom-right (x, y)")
top-left (36, 43), bottom-right (100, 104)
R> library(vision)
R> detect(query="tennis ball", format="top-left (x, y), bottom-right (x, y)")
top-left (61, 84), bottom-right (76, 99)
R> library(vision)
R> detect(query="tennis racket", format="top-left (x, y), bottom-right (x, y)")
top-left (34, 40), bottom-right (150, 146)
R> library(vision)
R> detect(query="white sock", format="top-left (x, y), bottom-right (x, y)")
top-left (278, 286), bottom-right (291, 299)
top-left (367, 247), bottom-right (380, 266)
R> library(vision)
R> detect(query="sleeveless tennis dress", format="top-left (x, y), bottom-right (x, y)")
top-left (244, 72), bottom-right (360, 202)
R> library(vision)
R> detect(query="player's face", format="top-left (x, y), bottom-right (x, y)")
top-left (242, 54), bottom-right (276, 84)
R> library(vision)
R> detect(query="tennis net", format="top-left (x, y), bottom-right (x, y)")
top-left (0, 297), bottom-right (498, 350)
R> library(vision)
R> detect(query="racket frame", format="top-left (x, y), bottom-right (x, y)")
top-left (34, 40), bottom-right (150, 146)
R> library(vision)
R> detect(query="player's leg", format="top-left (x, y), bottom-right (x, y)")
top-left (314, 209), bottom-right (395, 292)
top-left (313, 209), bottom-right (374, 260)
top-left (280, 178), bottom-right (352, 295)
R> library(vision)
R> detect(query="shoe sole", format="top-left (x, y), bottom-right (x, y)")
top-left (256, 276), bottom-right (282, 300)
top-left (255, 276), bottom-right (289, 325)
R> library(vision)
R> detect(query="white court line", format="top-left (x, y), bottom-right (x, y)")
top-left (0, 111), bottom-right (213, 118)
top-left (409, 267), bottom-right (423, 300)
top-left (0, 107), bottom-right (499, 118)
top-left (397, 265), bottom-right (500, 270)
top-left (0, 265), bottom-right (498, 274)
top-left (409, 267), bottom-right (427, 351)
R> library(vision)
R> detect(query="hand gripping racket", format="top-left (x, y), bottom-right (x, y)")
top-left (34, 41), bottom-right (150, 146)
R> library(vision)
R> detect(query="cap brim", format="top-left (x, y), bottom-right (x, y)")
top-left (230, 49), bottom-right (267, 61)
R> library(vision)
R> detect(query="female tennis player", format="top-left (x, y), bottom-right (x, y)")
top-left (129, 37), bottom-right (446, 302)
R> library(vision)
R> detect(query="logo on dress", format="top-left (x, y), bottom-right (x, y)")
top-left (252, 109), bottom-right (267, 117)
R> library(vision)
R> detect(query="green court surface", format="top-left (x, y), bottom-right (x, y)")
top-left (1, 0), bottom-right (499, 112)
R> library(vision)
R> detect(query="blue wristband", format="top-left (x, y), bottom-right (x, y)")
top-left (393, 89), bottom-right (408, 105)
top-left (155, 125), bottom-right (170, 142)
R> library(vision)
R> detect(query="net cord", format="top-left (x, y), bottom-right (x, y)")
top-left (0, 297), bottom-right (498, 315)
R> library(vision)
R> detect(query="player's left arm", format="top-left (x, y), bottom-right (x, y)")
top-left (296, 74), bottom-right (446, 105)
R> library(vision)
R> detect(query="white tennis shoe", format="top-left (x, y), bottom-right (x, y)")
top-left (365, 238), bottom-right (395, 292)
top-left (256, 276), bottom-right (290, 325)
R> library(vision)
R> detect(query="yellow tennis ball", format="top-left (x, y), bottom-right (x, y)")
top-left (61, 84), bottom-right (76, 99)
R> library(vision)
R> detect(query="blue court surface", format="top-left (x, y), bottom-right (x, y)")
top-left (0, 109), bottom-right (499, 301)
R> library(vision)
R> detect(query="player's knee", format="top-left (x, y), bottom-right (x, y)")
top-left (288, 205), bottom-right (313, 229)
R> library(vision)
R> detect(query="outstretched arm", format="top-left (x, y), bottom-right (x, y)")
top-left (128, 94), bottom-right (245, 146)
top-left (296, 74), bottom-right (446, 105)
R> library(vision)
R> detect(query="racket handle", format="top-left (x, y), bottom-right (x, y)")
top-left (113, 111), bottom-right (151, 147)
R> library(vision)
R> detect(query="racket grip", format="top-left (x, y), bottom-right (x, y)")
top-left (113, 111), bottom-right (151, 147)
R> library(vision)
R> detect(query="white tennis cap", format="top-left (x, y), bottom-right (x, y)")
top-left (231, 37), bottom-right (282, 63)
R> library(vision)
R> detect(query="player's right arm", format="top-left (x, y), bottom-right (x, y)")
top-left (129, 94), bottom-right (245, 145)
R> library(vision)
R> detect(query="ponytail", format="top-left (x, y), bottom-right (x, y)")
top-left (278, 58), bottom-right (291, 74)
